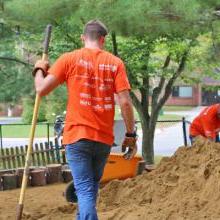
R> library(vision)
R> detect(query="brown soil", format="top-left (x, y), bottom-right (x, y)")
top-left (1, 137), bottom-right (220, 220)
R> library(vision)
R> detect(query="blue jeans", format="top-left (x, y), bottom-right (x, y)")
top-left (65, 139), bottom-right (111, 220)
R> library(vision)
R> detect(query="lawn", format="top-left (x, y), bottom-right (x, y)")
top-left (1, 124), bottom-right (54, 138)
top-left (115, 106), bottom-right (184, 121)
top-left (115, 106), bottom-right (183, 131)
top-left (162, 105), bottom-right (194, 112)
top-left (157, 114), bottom-right (183, 121)
top-left (1, 105), bottom-right (185, 139)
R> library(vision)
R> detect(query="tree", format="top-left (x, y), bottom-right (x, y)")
top-left (0, 1), bottom-right (82, 120)
top-left (2, 0), bottom-right (220, 165)
top-left (76, 0), bottom-right (220, 164)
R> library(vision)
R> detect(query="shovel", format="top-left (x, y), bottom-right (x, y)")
top-left (16, 24), bottom-right (52, 220)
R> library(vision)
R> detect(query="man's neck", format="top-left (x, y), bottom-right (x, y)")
top-left (84, 42), bottom-right (103, 50)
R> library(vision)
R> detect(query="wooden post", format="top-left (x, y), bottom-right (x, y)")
top-left (136, 160), bottom-right (146, 175)
top-left (45, 142), bottom-right (51, 164)
top-left (16, 168), bottom-right (31, 188)
top-left (40, 143), bottom-right (46, 165)
top-left (15, 147), bottom-right (21, 168)
top-left (49, 141), bottom-right (55, 163)
top-left (31, 148), bottom-right (36, 167)
top-left (30, 169), bottom-right (47, 186)
top-left (46, 164), bottom-right (62, 184)
top-left (20, 146), bottom-right (25, 166)
top-left (0, 169), bottom-right (12, 191)
top-left (5, 148), bottom-right (11, 169)
top-left (10, 147), bottom-right (16, 168)
top-left (35, 144), bottom-right (41, 166)
top-left (62, 169), bottom-right (73, 183)
top-left (2, 173), bottom-right (17, 190)
top-left (1, 148), bottom-right (6, 169)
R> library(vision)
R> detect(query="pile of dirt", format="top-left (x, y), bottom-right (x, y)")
top-left (1, 136), bottom-right (220, 220)
top-left (98, 137), bottom-right (220, 219)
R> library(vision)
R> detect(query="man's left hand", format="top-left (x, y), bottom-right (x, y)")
top-left (122, 137), bottom-right (137, 160)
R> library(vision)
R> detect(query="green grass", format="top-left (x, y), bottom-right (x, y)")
top-left (158, 114), bottom-right (183, 121)
top-left (162, 105), bottom-right (194, 111)
top-left (1, 124), bottom-right (54, 138)
top-left (115, 106), bottom-right (184, 121)
top-left (115, 106), bottom-right (183, 131)
top-left (1, 105), bottom-right (186, 138)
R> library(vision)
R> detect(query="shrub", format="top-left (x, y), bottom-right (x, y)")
top-left (22, 97), bottom-right (46, 123)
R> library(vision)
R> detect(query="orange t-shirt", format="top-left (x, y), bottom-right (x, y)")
top-left (190, 104), bottom-right (220, 139)
top-left (48, 48), bottom-right (131, 146)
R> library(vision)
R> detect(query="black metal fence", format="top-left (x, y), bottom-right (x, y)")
top-left (0, 118), bottom-right (191, 151)
top-left (0, 123), bottom-right (54, 149)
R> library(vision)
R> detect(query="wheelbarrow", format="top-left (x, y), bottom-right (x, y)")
top-left (64, 153), bottom-right (145, 203)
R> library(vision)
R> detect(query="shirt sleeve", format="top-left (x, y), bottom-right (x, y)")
top-left (114, 61), bottom-right (131, 93)
top-left (48, 53), bottom-right (70, 84)
top-left (201, 116), bottom-right (216, 139)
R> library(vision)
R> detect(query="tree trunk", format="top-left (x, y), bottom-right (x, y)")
top-left (140, 117), bottom-right (156, 165)
top-left (142, 130), bottom-right (154, 165)
top-left (0, 56), bottom-right (31, 66)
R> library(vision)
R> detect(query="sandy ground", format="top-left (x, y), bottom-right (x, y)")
top-left (1, 137), bottom-right (220, 220)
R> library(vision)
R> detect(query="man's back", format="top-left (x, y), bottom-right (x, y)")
top-left (33, 20), bottom-right (136, 220)
top-left (48, 48), bottom-right (130, 145)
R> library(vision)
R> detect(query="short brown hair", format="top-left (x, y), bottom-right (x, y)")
top-left (83, 20), bottom-right (108, 40)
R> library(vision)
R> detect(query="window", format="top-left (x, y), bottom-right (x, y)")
top-left (172, 86), bottom-right (193, 98)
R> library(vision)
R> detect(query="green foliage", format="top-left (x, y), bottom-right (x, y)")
top-left (76, 0), bottom-right (214, 38)
top-left (45, 86), bottom-right (67, 123)
top-left (115, 36), bottom-right (192, 90)
top-left (2, 0), bottom-right (220, 163)
top-left (0, 60), bottom-right (33, 103)
top-left (22, 97), bottom-right (46, 123)
top-left (4, 0), bottom-right (80, 30)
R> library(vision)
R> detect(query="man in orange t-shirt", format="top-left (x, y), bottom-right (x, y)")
top-left (33, 20), bottom-right (137, 220)
top-left (189, 104), bottom-right (220, 143)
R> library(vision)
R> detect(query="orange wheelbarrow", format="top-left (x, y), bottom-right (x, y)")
top-left (64, 153), bottom-right (145, 203)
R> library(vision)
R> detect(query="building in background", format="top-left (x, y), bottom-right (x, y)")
top-left (166, 77), bottom-right (220, 106)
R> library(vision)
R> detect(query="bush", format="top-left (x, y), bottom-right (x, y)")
top-left (22, 97), bottom-right (46, 123)
top-left (45, 86), bottom-right (67, 123)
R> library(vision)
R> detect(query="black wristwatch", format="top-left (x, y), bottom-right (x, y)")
top-left (125, 131), bottom-right (137, 138)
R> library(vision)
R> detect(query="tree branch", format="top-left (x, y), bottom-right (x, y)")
top-left (140, 76), bottom-right (150, 117)
top-left (130, 90), bottom-right (149, 122)
top-left (157, 51), bottom-right (189, 112)
top-left (151, 54), bottom-right (171, 111)
top-left (0, 56), bottom-right (32, 66)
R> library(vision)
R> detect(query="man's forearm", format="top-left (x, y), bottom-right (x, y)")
top-left (35, 70), bottom-right (45, 93)
top-left (120, 101), bottom-right (135, 133)
top-left (117, 90), bottom-right (135, 133)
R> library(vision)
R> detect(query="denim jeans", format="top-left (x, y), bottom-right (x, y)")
top-left (65, 139), bottom-right (111, 220)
